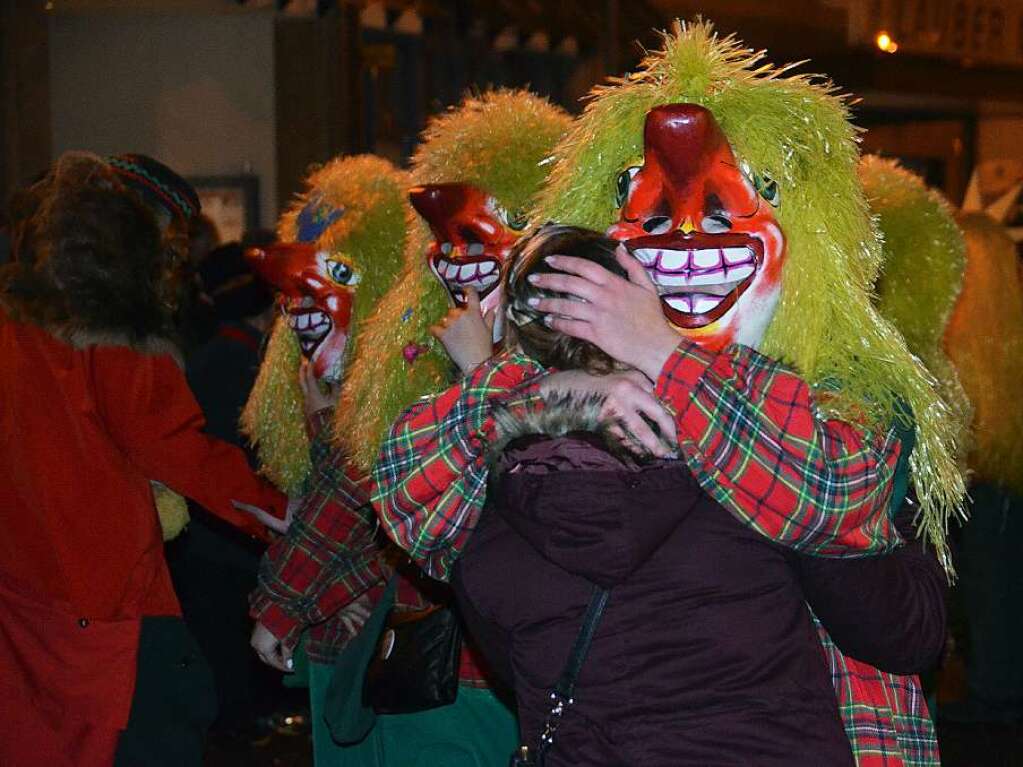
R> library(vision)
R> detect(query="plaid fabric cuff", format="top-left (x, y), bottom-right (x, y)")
top-left (654, 339), bottom-right (715, 407)
top-left (249, 590), bottom-right (303, 649)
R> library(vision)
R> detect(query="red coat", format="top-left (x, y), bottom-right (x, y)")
top-left (0, 314), bottom-right (285, 765)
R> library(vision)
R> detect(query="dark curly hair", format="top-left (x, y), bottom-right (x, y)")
top-left (1, 152), bottom-right (174, 341)
top-left (504, 224), bottom-right (627, 374)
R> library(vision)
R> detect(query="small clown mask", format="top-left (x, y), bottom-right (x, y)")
top-left (409, 183), bottom-right (526, 339)
top-left (246, 242), bottom-right (359, 382)
top-left (607, 103), bottom-right (786, 351)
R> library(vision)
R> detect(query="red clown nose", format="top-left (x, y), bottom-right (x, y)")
top-left (244, 242), bottom-right (322, 293)
top-left (644, 103), bottom-right (735, 201)
top-left (409, 182), bottom-right (517, 308)
top-left (409, 183), bottom-right (500, 245)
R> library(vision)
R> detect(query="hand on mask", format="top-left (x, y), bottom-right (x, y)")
top-left (299, 359), bottom-right (339, 420)
top-left (430, 286), bottom-right (497, 374)
top-left (527, 247), bottom-right (681, 382)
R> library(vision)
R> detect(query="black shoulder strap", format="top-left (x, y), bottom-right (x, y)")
top-left (515, 586), bottom-right (609, 766)
top-left (554, 586), bottom-right (610, 702)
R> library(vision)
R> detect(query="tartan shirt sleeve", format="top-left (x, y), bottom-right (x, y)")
top-left (371, 351), bottom-right (546, 581)
top-left (250, 420), bottom-right (384, 648)
top-left (655, 339), bottom-right (902, 556)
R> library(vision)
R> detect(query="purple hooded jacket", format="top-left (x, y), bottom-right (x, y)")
top-left (453, 398), bottom-right (946, 767)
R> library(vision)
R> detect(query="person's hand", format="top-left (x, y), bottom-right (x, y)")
top-left (430, 287), bottom-right (496, 374)
top-left (299, 360), bottom-right (338, 421)
top-left (338, 594), bottom-right (374, 636)
top-left (231, 496), bottom-right (300, 535)
top-left (251, 621), bottom-right (294, 672)
top-left (528, 247), bottom-right (681, 382)
top-left (540, 368), bottom-right (677, 458)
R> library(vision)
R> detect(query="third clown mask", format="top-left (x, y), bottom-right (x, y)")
top-left (608, 103), bottom-right (785, 350)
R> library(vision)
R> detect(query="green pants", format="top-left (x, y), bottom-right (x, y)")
top-left (309, 662), bottom-right (518, 767)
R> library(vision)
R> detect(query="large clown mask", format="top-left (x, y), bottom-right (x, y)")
top-left (607, 104), bottom-right (786, 351)
top-left (246, 242), bottom-right (358, 382)
top-left (409, 183), bottom-right (524, 337)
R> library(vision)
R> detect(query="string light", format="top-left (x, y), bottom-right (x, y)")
top-left (875, 31), bottom-right (899, 53)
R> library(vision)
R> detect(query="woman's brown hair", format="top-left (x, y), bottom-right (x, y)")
top-left (1, 152), bottom-right (173, 341)
top-left (504, 224), bottom-right (627, 374)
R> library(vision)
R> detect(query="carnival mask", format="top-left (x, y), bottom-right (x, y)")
top-left (409, 183), bottom-right (525, 338)
top-left (607, 104), bottom-right (786, 351)
top-left (246, 241), bottom-right (358, 382)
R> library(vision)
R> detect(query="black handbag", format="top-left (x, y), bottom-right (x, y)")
top-left (362, 581), bottom-right (463, 715)
top-left (509, 586), bottom-right (611, 767)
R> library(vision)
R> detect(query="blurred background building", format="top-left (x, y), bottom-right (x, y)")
top-left (4, 0), bottom-right (1022, 237)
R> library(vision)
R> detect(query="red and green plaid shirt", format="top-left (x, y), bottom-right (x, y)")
top-left (250, 412), bottom-right (385, 664)
top-left (371, 340), bottom-right (938, 765)
top-left (250, 412), bottom-right (498, 686)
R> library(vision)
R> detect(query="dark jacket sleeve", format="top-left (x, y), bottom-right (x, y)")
top-left (794, 504), bottom-right (948, 675)
top-left (495, 439), bottom-right (699, 588)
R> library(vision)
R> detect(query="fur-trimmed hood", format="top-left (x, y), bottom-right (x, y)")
top-left (489, 391), bottom-right (676, 474)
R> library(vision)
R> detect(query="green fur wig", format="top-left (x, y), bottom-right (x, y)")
top-left (858, 156), bottom-right (972, 460)
top-left (337, 90), bottom-right (572, 471)
top-left (241, 155), bottom-right (413, 494)
top-left (945, 213), bottom-right (1023, 495)
top-left (533, 20), bottom-right (965, 568)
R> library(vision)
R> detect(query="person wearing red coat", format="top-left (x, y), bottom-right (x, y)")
top-left (0, 152), bottom-right (285, 767)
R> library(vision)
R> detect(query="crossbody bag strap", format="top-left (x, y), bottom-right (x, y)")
top-left (510, 586), bottom-right (611, 766)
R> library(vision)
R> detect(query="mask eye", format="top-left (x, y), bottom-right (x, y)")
top-left (496, 204), bottom-right (528, 232)
top-left (615, 166), bottom-right (641, 209)
top-left (327, 260), bottom-right (360, 286)
top-left (701, 214), bottom-right (732, 234)
top-left (759, 175), bottom-right (780, 207)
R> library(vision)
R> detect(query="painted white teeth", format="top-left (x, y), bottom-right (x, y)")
top-left (723, 247), bottom-right (753, 265)
top-left (692, 295), bottom-right (722, 314)
top-left (467, 243), bottom-right (485, 257)
top-left (445, 263), bottom-right (460, 279)
top-left (478, 261), bottom-right (497, 275)
top-left (458, 264), bottom-right (477, 281)
top-left (727, 264), bottom-right (755, 281)
top-left (633, 248), bottom-right (658, 266)
top-left (298, 314), bottom-right (310, 330)
top-left (659, 250), bottom-right (688, 271)
top-left (664, 295), bottom-right (691, 312)
top-left (691, 249), bottom-right (719, 269)
top-left (655, 272), bottom-right (689, 287)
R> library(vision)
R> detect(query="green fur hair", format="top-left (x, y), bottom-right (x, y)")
top-left (241, 155), bottom-right (412, 494)
top-left (338, 90), bottom-right (572, 472)
top-left (859, 156), bottom-right (972, 460)
top-left (534, 20), bottom-right (965, 570)
top-left (945, 213), bottom-right (1023, 495)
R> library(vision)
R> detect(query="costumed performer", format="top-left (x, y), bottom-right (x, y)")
top-left (944, 175), bottom-right (1023, 723)
top-left (0, 151), bottom-right (286, 767)
top-left (372, 21), bottom-right (964, 766)
top-left (240, 155), bottom-right (412, 765)
top-left (858, 156), bottom-right (972, 451)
